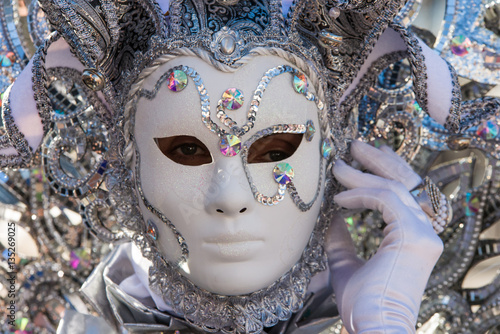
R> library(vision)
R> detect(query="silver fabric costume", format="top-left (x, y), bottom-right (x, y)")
top-left (57, 243), bottom-right (341, 334)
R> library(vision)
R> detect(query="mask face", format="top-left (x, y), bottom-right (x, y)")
top-left (133, 55), bottom-right (326, 295)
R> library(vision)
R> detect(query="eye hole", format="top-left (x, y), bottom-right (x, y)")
top-left (247, 133), bottom-right (303, 164)
top-left (154, 135), bottom-right (213, 166)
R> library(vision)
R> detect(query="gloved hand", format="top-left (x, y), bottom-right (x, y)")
top-left (327, 140), bottom-right (443, 333)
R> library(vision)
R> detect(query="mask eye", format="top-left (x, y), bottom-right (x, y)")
top-left (247, 133), bottom-right (303, 164)
top-left (155, 135), bottom-right (213, 166)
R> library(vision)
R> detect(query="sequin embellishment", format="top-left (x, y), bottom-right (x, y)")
top-left (273, 163), bottom-right (294, 185)
top-left (167, 70), bottom-right (188, 92)
top-left (219, 134), bottom-right (241, 156)
top-left (293, 73), bottom-right (308, 94)
top-left (142, 65), bottom-right (325, 210)
top-left (222, 88), bottom-right (244, 110)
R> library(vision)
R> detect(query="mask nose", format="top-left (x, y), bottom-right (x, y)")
top-left (204, 159), bottom-right (254, 216)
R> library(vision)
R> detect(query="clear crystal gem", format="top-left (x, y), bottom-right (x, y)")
top-left (222, 88), bottom-right (244, 109)
top-left (476, 119), bottom-right (499, 140)
top-left (451, 35), bottom-right (471, 57)
top-left (293, 73), bottom-right (308, 94)
top-left (167, 70), bottom-right (188, 92)
top-left (82, 68), bottom-right (105, 91)
top-left (219, 134), bottom-right (241, 156)
top-left (0, 51), bottom-right (15, 67)
top-left (273, 162), bottom-right (294, 185)
top-left (305, 120), bottom-right (315, 141)
top-left (447, 136), bottom-right (471, 150)
top-left (147, 220), bottom-right (158, 240)
top-left (322, 138), bottom-right (333, 158)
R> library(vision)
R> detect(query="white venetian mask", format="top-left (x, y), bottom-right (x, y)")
top-left (133, 55), bottom-right (330, 295)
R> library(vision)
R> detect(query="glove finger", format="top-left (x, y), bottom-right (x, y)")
top-left (351, 140), bottom-right (421, 190)
top-left (334, 187), bottom-right (430, 230)
top-left (379, 144), bottom-right (411, 165)
top-left (325, 215), bottom-right (364, 295)
top-left (333, 160), bottom-right (421, 210)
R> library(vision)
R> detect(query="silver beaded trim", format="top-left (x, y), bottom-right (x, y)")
top-left (390, 23), bottom-right (463, 134)
top-left (459, 97), bottom-right (500, 131)
top-left (138, 64), bottom-right (328, 211)
top-left (80, 195), bottom-right (126, 242)
top-left (41, 67), bottom-right (110, 197)
top-left (430, 193), bottom-right (451, 234)
top-left (390, 24), bottom-right (429, 116)
top-left (240, 124), bottom-right (325, 212)
top-left (217, 65), bottom-right (314, 138)
top-left (0, 85), bottom-right (33, 168)
top-left (137, 65), bottom-right (223, 138)
top-left (339, 51), bottom-right (408, 115)
top-left (0, 0), bottom-right (28, 61)
top-left (27, 0), bottom-right (52, 50)
top-left (39, 1), bottom-right (102, 66)
top-left (32, 32), bottom-right (61, 133)
top-left (444, 61), bottom-right (463, 134)
top-left (133, 143), bottom-right (189, 264)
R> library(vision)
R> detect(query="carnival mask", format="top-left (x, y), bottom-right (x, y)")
top-left (132, 55), bottom-right (329, 295)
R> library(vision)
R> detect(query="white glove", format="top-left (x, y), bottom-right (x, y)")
top-left (327, 141), bottom-right (443, 333)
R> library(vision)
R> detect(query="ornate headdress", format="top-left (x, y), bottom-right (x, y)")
top-left (1, 0), bottom-right (500, 333)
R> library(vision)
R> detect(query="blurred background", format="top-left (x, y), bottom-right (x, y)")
top-left (0, 0), bottom-right (499, 333)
